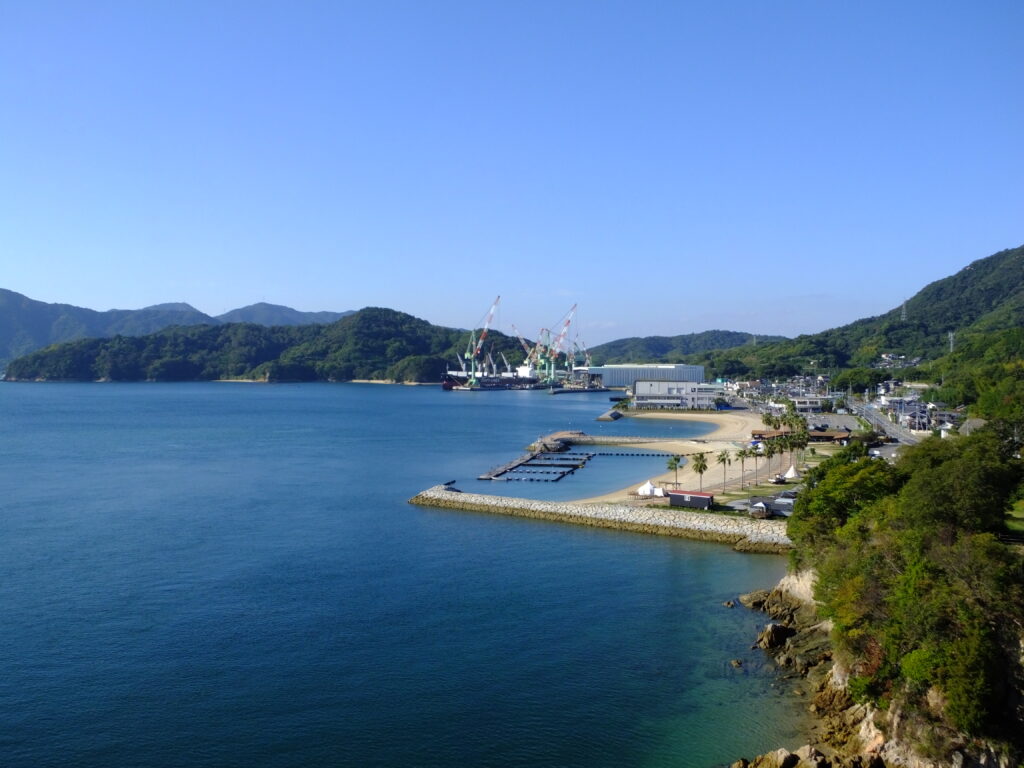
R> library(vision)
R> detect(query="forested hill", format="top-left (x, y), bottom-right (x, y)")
top-left (589, 330), bottom-right (788, 364)
top-left (0, 289), bottom-right (354, 370)
top-left (690, 243), bottom-right (1024, 378)
top-left (2, 307), bottom-right (523, 383)
top-left (215, 303), bottom-right (352, 326)
top-left (0, 289), bottom-right (215, 369)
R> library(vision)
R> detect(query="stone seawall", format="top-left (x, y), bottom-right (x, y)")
top-left (409, 486), bottom-right (792, 554)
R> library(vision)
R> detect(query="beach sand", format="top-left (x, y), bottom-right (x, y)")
top-left (575, 409), bottom-right (767, 504)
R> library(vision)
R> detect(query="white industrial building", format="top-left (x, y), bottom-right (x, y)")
top-left (577, 364), bottom-right (704, 389)
top-left (632, 380), bottom-right (727, 410)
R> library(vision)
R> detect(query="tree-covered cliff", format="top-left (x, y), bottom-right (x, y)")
top-left (787, 429), bottom-right (1024, 749)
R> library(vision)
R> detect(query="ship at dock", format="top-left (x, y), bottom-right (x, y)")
top-left (442, 299), bottom-right (607, 392)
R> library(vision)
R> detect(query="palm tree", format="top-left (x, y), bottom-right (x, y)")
top-left (736, 447), bottom-right (749, 490)
top-left (751, 445), bottom-right (761, 486)
top-left (716, 449), bottom-right (731, 491)
top-left (777, 434), bottom-right (793, 474)
top-left (692, 452), bottom-right (708, 492)
top-left (667, 455), bottom-right (681, 486)
top-left (764, 441), bottom-right (777, 480)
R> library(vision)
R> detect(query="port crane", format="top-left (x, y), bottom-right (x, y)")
top-left (459, 295), bottom-right (500, 386)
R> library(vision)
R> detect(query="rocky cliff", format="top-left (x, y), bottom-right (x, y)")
top-left (732, 572), bottom-right (1018, 768)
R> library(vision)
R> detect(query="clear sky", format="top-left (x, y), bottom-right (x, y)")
top-left (2, 1), bottom-right (1021, 345)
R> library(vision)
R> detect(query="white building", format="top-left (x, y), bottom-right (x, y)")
top-left (578, 364), bottom-right (704, 389)
top-left (633, 380), bottom-right (727, 410)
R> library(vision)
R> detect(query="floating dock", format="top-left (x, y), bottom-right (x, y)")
top-left (476, 431), bottom-right (679, 484)
top-left (478, 450), bottom-right (596, 482)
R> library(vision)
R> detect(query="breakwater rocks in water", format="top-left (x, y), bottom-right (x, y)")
top-left (408, 485), bottom-right (791, 553)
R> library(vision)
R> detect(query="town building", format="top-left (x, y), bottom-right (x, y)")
top-left (667, 491), bottom-right (714, 510)
top-left (632, 380), bottom-right (727, 410)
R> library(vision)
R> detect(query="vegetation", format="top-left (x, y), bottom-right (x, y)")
top-left (716, 449), bottom-right (731, 491)
top-left (691, 452), bottom-right (709, 491)
top-left (589, 330), bottom-right (786, 365)
top-left (678, 244), bottom-right (1024, 380)
top-left (0, 288), bottom-right (353, 371)
top-left (4, 307), bottom-right (525, 383)
top-left (787, 427), bottom-right (1024, 745)
top-left (215, 302), bottom-right (350, 326)
top-left (667, 455), bottom-right (681, 485)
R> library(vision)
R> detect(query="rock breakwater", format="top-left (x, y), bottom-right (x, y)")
top-left (409, 485), bottom-right (791, 553)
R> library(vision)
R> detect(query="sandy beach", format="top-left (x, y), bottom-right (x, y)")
top-left (575, 409), bottom-right (768, 503)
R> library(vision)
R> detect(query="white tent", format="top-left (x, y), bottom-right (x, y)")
top-left (637, 480), bottom-right (656, 496)
top-left (783, 464), bottom-right (801, 480)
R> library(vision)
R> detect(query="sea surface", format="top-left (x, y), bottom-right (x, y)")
top-left (0, 383), bottom-right (808, 767)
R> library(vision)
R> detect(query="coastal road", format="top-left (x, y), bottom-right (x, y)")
top-left (851, 403), bottom-right (921, 446)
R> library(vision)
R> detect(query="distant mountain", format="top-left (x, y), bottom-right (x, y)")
top-left (589, 330), bottom-right (788, 364)
top-left (3, 307), bottom-right (522, 383)
top-left (216, 302), bottom-right (352, 326)
top-left (0, 290), bottom-right (354, 370)
top-left (691, 243), bottom-right (1024, 378)
top-left (0, 289), bottom-right (216, 369)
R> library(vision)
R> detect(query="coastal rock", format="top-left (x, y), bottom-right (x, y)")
top-left (757, 623), bottom-right (796, 650)
top-left (739, 589), bottom-right (771, 610)
top-left (749, 748), bottom-right (801, 768)
top-left (795, 745), bottom-right (830, 768)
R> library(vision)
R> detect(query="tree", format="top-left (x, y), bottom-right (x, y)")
top-left (667, 455), bottom-right (681, 485)
top-left (736, 447), bottom-right (749, 490)
top-left (764, 441), bottom-right (778, 479)
top-left (691, 452), bottom-right (709, 492)
top-left (716, 449), bottom-right (732, 491)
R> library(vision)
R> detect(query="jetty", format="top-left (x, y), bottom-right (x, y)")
top-left (409, 485), bottom-right (792, 554)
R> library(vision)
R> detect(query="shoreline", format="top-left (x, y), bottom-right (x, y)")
top-left (573, 409), bottom-right (767, 503)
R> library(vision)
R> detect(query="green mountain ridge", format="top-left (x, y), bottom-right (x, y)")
top-left (2, 307), bottom-right (525, 383)
top-left (0, 289), bottom-right (353, 370)
top-left (686, 244), bottom-right (1024, 379)
top-left (5, 243), bottom-right (1023, 390)
top-left (590, 330), bottom-right (788, 364)
top-left (215, 302), bottom-right (352, 326)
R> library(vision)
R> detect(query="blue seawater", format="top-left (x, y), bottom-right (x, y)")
top-left (0, 383), bottom-right (808, 767)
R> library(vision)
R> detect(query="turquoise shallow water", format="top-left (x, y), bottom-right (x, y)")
top-left (0, 383), bottom-right (807, 767)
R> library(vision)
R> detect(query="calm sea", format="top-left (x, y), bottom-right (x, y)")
top-left (0, 383), bottom-right (807, 767)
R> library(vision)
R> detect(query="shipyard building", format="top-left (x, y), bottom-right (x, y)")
top-left (576, 363), bottom-right (704, 389)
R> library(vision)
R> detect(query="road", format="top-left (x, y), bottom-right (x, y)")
top-left (850, 402), bottom-right (922, 445)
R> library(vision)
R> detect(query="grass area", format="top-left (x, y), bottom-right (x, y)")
top-left (712, 445), bottom-right (839, 504)
top-left (1005, 499), bottom-right (1024, 533)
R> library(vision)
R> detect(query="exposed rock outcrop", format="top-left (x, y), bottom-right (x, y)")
top-left (734, 572), bottom-right (1020, 768)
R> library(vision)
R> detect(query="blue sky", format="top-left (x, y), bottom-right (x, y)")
top-left (2, 1), bottom-right (1021, 345)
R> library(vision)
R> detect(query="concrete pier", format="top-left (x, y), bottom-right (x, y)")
top-left (409, 485), bottom-right (792, 554)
